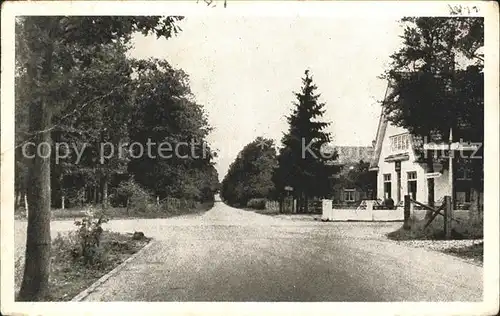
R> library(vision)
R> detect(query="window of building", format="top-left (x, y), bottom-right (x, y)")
top-left (390, 133), bottom-right (410, 152)
top-left (407, 171), bottom-right (417, 200)
top-left (383, 174), bottom-right (392, 199)
top-left (456, 191), bottom-right (471, 203)
top-left (344, 189), bottom-right (355, 202)
top-left (456, 165), bottom-right (472, 180)
top-left (407, 171), bottom-right (417, 180)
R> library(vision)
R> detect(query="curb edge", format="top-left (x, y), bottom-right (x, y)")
top-left (71, 238), bottom-right (155, 302)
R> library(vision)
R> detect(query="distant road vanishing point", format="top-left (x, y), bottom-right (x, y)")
top-left (214, 193), bottom-right (222, 203)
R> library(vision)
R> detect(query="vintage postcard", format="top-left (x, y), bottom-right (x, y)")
top-left (1, 1), bottom-right (499, 315)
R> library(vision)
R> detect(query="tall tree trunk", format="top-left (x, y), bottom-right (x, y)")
top-left (304, 194), bottom-right (309, 213)
top-left (470, 159), bottom-right (483, 222)
top-left (60, 173), bottom-right (64, 210)
top-left (469, 188), bottom-right (479, 221)
top-left (17, 192), bottom-right (22, 209)
top-left (93, 185), bottom-right (98, 204)
top-left (425, 149), bottom-right (435, 219)
top-left (102, 175), bottom-right (109, 209)
top-left (15, 185), bottom-right (20, 209)
top-left (278, 193), bottom-right (283, 213)
top-left (18, 102), bottom-right (52, 301)
top-left (18, 40), bottom-right (54, 301)
top-left (24, 193), bottom-right (29, 218)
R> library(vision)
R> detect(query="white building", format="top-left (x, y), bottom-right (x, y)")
top-left (369, 84), bottom-right (476, 208)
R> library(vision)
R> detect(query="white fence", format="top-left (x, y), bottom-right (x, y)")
top-left (265, 200), bottom-right (280, 211)
top-left (321, 199), bottom-right (403, 221)
top-left (265, 199), bottom-right (297, 213)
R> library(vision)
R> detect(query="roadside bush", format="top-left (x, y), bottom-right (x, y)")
top-left (113, 178), bottom-right (153, 213)
top-left (247, 198), bottom-right (267, 210)
top-left (52, 232), bottom-right (80, 262)
top-left (459, 215), bottom-right (483, 238)
top-left (73, 207), bottom-right (110, 266)
top-left (65, 187), bottom-right (86, 208)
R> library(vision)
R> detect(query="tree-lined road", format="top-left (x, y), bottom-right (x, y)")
top-left (61, 203), bottom-right (483, 302)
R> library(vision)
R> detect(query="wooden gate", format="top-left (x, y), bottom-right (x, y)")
top-left (403, 195), bottom-right (461, 239)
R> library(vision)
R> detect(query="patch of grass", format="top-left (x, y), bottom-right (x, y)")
top-left (443, 242), bottom-right (483, 263)
top-left (387, 214), bottom-right (483, 241)
top-left (50, 201), bottom-right (214, 220)
top-left (15, 230), bottom-right (150, 301)
top-left (242, 207), bottom-right (280, 215)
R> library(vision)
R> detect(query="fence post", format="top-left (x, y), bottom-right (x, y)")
top-left (403, 195), bottom-right (411, 230)
top-left (322, 199), bottom-right (332, 221)
top-left (444, 195), bottom-right (452, 239)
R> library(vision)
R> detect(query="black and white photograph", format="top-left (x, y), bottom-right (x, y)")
top-left (1, 1), bottom-right (498, 315)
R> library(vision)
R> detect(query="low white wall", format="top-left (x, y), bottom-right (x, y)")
top-left (327, 210), bottom-right (374, 221)
top-left (322, 209), bottom-right (403, 221)
top-left (322, 199), bottom-right (404, 221)
top-left (372, 210), bottom-right (404, 221)
top-left (322, 198), bottom-right (473, 222)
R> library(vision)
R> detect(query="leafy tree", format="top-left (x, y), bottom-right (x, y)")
top-left (14, 16), bottom-right (182, 301)
top-left (342, 160), bottom-right (376, 196)
top-left (42, 40), bottom-right (134, 209)
top-left (127, 58), bottom-right (217, 201)
top-left (220, 137), bottom-right (278, 206)
top-left (381, 16), bottom-right (483, 216)
top-left (274, 70), bottom-right (338, 212)
top-left (114, 177), bottom-right (152, 214)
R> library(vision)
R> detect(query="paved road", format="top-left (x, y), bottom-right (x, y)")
top-left (65, 202), bottom-right (483, 302)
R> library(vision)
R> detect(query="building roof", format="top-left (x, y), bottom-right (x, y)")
top-left (369, 82), bottom-right (391, 170)
top-left (369, 80), bottom-right (426, 169)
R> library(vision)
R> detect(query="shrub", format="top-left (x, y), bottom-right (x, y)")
top-left (247, 198), bottom-right (267, 210)
top-left (459, 214), bottom-right (483, 238)
top-left (113, 178), bottom-right (153, 213)
top-left (64, 187), bottom-right (86, 208)
top-left (73, 207), bottom-right (110, 266)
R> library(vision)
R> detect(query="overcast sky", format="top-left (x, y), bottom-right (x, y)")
top-left (130, 16), bottom-right (404, 179)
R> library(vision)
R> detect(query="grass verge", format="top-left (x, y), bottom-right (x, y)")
top-left (243, 207), bottom-right (281, 215)
top-left (442, 242), bottom-right (483, 263)
top-left (15, 230), bottom-right (151, 301)
top-left (386, 215), bottom-right (483, 241)
top-left (15, 201), bottom-right (214, 221)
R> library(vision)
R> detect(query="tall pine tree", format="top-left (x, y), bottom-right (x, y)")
top-left (275, 70), bottom-right (337, 213)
